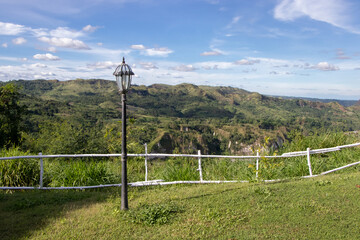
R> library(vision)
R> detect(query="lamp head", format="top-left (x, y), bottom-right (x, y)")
top-left (113, 57), bottom-right (134, 93)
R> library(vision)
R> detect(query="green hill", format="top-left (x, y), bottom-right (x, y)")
top-left (2, 79), bottom-right (360, 154)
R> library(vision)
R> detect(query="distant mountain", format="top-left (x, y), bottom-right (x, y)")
top-left (271, 96), bottom-right (358, 107)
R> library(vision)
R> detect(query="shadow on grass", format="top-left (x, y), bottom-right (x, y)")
top-left (0, 188), bottom-right (118, 240)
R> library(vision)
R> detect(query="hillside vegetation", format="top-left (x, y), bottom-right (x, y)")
top-left (1, 79), bottom-right (359, 155)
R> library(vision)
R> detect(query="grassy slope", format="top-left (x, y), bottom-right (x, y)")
top-left (1, 172), bottom-right (360, 239)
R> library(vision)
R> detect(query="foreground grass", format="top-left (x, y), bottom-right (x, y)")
top-left (1, 171), bottom-right (360, 239)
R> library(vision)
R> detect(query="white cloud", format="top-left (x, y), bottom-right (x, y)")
top-left (33, 53), bottom-right (60, 61)
top-left (46, 47), bottom-right (57, 52)
top-left (200, 50), bottom-right (223, 56)
top-left (248, 57), bottom-right (289, 65)
top-left (312, 62), bottom-right (339, 71)
top-left (97, 42), bottom-right (103, 46)
top-left (197, 61), bottom-right (234, 70)
top-left (139, 62), bottom-right (158, 70)
top-left (144, 47), bottom-right (173, 57)
top-left (87, 61), bottom-right (119, 69)
top-left (274, 0), bottom-right (359, 34)
top-left (39, 72), bottom-right (56, 76)
top-left (0, 56), bottom-right (23, 61)
top-left (82, 25), bottom-right (99, 33)
top-left (12, 37), bottom-right (27, 45)
top-left (226, 16), bottom-right (242, 29)
top-left (30, 28), bottom-right (49, 37)
top-left (131, 44), bottom-right (146, 50)
top-left (2, 43), bottom-right (8, 48)
top-left (172, 64), bottom-right (197, 72)
top-left (0, 22), bottom-right (27, 35)
top-left (30, 63), bottom-right (47, 68)
top-left (49, 27), bottom-right (84, 38)
top-left (39, 37), bottom-right (90, 50)
top-left (131, 44), bottom-right (173, 57)
top-left (234, 59), bottom-right (260, 65)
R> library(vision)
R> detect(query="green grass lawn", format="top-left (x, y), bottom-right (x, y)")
top-left (1, 171), bottom-right (360, 239)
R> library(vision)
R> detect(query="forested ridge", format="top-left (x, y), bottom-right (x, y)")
top-left (1, 79), bottom-right (359, 155)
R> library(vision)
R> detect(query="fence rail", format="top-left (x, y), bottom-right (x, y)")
top-left (1, 142), bottom-right (360, 190)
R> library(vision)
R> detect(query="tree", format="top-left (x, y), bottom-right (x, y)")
top-left (0, 83), bottom-right (25, 148)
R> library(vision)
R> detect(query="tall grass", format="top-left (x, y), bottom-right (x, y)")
top-left (45, 159), bottom-right (117, 187)
top-left (202, 158), bottom-right (253, 181)
top-left (275, 131), bottom-right (360, 178)
top-left (161, 158), bottom-right (199, 181)
top-left (1, 132), bottom-right (359, 187)
top-left (0, 147), bottom-right (40, 187)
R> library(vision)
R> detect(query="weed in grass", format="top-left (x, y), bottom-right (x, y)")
top-left (253, 186), bottom-right (272, 199)
top-left (123, 203), bottom-right (183, 225)
top-left (315, 180), bottom-right (333, 186)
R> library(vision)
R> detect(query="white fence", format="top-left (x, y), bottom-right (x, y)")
top-left (0, 142), bottom-right (360, 190)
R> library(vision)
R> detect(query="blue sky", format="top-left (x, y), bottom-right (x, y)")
top-left (0, 0), bottom-right (360, 100)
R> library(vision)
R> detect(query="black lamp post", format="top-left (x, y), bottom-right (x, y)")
top-left (113, 57), bottom-right (134, 210)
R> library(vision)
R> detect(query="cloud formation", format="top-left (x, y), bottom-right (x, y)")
top-left (49, 27), bottom-right (84, 38)
top-left (39, 37), bottom-right (90, 50)
top-left (87, 61), bottom-right (119, 69)
top-left (144, 47), bottom-right (173, 57)
top-left (274, 0), bottom-right (359, 34)
top-left (234, 59), bottom-right (260, 65)
top-left (312, 61), bottom-right (339, 71)
top-left (172, 64), bottom-right (197, 72)
top-left (0, 22), bottom-right (27, 35)
top-left (131, 44), bottom-right (146, 50)
top-left (33, 53), bottom-right (60, 61)
top-left (198, 61), bottom-right (234, 70)
top-left (46, 47), bottom-right (57, 52)
top-left (201, 50), bottom-right (223, 56)
top-left (30, 63), bottom-right (47, 68)
top-left (82, 25), bottom-right (99, 33)
top-left (0, 21), bottom-right (95, 51)
top-left (138, 62), bottom-right (158, 70)
top-left (12, 37), bottom-right (27, 45)
top-left (131, 44), bottom-right (173, 57)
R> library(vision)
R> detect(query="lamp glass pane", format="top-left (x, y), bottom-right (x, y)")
top-left (121, 75), bottom-right (131, 92)
top-left (116, 75), bottom-right (124, 92)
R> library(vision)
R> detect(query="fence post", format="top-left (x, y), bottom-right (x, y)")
top-left (307, 147), bottom-right (313, 176)
top-left (39, 152), bottom-right (43, 189)
top-left (198, 150), bottom-right (203, 182)
top-left (256, 150), bottom-right (260, 179)
top-left (145, 143), bottom-right (148, 182)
